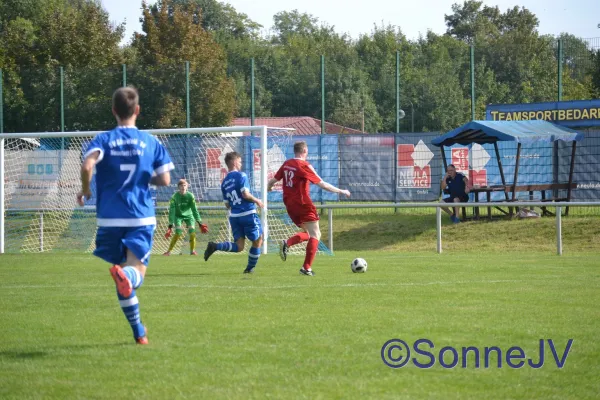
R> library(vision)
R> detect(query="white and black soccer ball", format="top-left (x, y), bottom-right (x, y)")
top-left (351, 258), bottom-right (368, 273)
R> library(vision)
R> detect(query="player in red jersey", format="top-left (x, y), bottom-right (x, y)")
top-left (267, 141), bottom-right (350, 276)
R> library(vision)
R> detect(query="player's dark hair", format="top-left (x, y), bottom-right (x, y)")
top-left (294, 141), bottom-right (307, 155)
top-left (224, 151), bottom-right (241, 168)
top-left (112, 86), bottom-right (139, 120)
top-left (448, 164), bottom-right (456, 169)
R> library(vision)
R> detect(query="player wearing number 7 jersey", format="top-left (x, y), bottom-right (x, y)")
top-left (77, 86), bottom-right (174, 344)
top-left (267, 141), bottom-right (351, 276)
top-left (203, 151), bottom-right (265, 274)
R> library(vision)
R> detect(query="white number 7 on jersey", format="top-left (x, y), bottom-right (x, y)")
top-left (120, 164), bottom-right (136, 189)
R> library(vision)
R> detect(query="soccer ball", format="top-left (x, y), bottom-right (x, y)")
top-left (351, 258), bottom-right (368, 273)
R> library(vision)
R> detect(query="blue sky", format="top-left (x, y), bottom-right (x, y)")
top-left (101, 0), bottom-right (599, 45)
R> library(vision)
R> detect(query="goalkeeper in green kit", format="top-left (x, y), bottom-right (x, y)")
top-left (163, 179), bottom-right (208, 256)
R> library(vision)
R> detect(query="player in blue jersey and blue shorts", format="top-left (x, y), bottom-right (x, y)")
top-left (203, 151), bottom-right (264, 274)
top-left (77, 86), bottom-right (174, 345)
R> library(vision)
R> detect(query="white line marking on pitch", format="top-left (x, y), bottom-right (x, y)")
top-left (0, 279), bottom-right (555, 290)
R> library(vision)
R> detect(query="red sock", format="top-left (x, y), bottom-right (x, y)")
top-left (302, 238), bottom-right (319, 270)
top-left (287, 232), bottom-right (309, 247)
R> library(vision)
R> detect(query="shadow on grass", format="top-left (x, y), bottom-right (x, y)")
top-left (0, 342), bottom-right (135, 360)
top-left (153, 273), bottom-right (212, 277)
top-left (0, 351), bottom-right (48, 360)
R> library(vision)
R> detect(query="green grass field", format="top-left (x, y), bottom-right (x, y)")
top-left (1, 249), bottom-right (599, 399)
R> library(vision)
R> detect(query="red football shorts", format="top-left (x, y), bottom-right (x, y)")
top-left (285, 201), bottom-right (319, 227)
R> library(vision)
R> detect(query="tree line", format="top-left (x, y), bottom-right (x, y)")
top-left (1, 0), bottom-right (598, 134)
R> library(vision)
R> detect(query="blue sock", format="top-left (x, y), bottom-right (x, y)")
top-left (119, 266), bottom-right (145, 338)
top-left (122, 266), bottom-right (143, 289)
top-left (246, 246), bottom-right (261, 271)
top-left (216, 242), bottom-right (238, 252)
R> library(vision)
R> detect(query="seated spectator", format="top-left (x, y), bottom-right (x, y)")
top-left (441, 164), bottom-right (470, 223)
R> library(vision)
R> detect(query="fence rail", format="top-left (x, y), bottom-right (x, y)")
top-left (7, 201), bottom-right (598, 256)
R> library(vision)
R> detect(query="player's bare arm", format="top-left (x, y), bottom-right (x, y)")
top-left (464, 177), bottom-right (470, 193)
top-left (241, 190), bottom-right (264, 209)
top-left (267, 177), bottom-right (279, 192)
top-left (77, 151), bottom-right (99, 206)
top-left (316, 181), bottom-right (351, 198)
top-left (151, 171), bottom-right (171, 187)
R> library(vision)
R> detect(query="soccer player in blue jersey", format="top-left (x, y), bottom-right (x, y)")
top-left (77, 86), bottom-right (174, 345)
top-left (203, 151), bottom-right (264, 274)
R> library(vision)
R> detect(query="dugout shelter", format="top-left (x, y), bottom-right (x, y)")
top-left (432, 120), bottom-right (584, 217)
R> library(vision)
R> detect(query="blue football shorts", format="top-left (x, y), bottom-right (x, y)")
top-left (229, 213), bottom-right (262, 242)
top-left (94, 225), bottom-right (155, 266)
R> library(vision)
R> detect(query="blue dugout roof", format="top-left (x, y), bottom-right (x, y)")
top-left (431, 120), bottom-right (584, 147)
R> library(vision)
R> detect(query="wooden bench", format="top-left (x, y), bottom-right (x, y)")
top-left (469, 183), bottom-right (577, 220)
top-left (503, 183), bottom-right (577, 217)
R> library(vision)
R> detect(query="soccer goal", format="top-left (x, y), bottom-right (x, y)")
top-left (0, 126), bottom-right (330, 256)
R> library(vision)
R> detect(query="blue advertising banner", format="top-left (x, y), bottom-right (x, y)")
top-left (338, 135), bottom-right (395, 201)
top-left (486, 99), bottom-right (600, 128)
top-left (558, 130), bottom-right (600, 201)
top-left (78, 130), bottom-right (600, 207)
top-left (249, 134), bottom-right (339, 203)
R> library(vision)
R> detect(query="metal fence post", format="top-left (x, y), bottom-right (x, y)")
top-left (394, 134), bottom-right (398, 213)
top-left (396, 50), bottom-right (400, 133)
top-left (557, 39), bottom-right (563, 101)
top-left (184, 61), bottom-right (190, 178)
top-left (185, 61), bottom-right (190, 128)
top-left (59, 66), bottom-right (65, 172)
top-left (321, 55), bottom-right (325, 134)
top-left (470, 45), bottom-right (475, 120)
top-left (251, 58), bottom-right (255, 126)
top-left (556, 206), bottom-right (562, 255)
top-left (60, 66), bottom-right (65, 132)
top-left (436, 206), bottom-right (442, 254)
top-left (328, 208), bottom-right (333, 252)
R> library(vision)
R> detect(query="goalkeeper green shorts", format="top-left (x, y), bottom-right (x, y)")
top-left (175, 217), bottom-right (195, 228)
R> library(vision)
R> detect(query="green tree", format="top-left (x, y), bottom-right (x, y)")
top-left (356, 25), bottom-right (411, 132)
top-left (591, 49), bottom-right (600, 97)
top-left (272, 10), bottom-right (319, 44)
top-left (412, 32), bottom-right (470, 131)
top-left (445, 1), bottom-right (565, 106)
top-left (559, 33), bottom-right (597, 100)
top-left (0, 0), bottom-right (124, 132)
top-left (170, 0), bottom-right (261, 40)
top-left (254, 11), bottom-right (382, 132)
top-left (131, 0), bottom-right (235, 128)
top-left (163, 0), bottom-right (268, 119)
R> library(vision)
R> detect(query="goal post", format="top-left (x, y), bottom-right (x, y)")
top-left (0, 126), bottom-right (327, 256)
top-left (259, 125), bottom-right (268, 255)
top-left (0, 136), bottom-right (4, 253)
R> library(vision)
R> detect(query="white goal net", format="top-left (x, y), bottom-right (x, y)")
top-left (0, 127), bottom-right (332, 256)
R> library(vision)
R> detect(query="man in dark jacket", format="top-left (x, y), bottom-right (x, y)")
top-left (441, 164), bottom-right (470, 223)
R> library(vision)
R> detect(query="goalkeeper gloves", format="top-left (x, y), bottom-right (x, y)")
top-left (198, 222), bottom-right (209, 234)
top-left (165, 224), bottom-right (173, 239)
